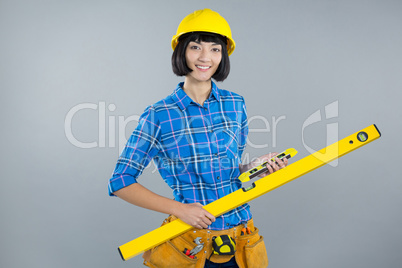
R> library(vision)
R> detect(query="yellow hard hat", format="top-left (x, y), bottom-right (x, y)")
top-left (171, 8), bottom-right (236, 56)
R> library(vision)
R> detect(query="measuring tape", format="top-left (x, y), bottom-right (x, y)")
top-left (212, 235), bottom-right (236, 255)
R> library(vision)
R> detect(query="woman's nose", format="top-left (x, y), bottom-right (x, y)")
top-left (198, 49), bottom-right (211, 62)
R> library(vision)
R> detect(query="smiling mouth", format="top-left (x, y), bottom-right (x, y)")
top-left (196, 65), bottom-right (211, 70)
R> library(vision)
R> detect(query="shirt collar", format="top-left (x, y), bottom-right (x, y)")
top-left (171, 81), bottom-right (221, 111)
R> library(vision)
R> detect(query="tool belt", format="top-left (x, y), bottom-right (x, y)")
top-left (143, 215), bottom-right (268, 268)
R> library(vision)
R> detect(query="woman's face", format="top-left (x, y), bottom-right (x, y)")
top-left (185, 40), bottom-right (222, 83)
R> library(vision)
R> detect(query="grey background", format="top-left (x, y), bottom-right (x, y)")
top-left (1, 0), bottom-right (401, 267)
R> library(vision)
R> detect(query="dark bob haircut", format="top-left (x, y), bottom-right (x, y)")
top-left (171, 32), bottom-right (230, 82)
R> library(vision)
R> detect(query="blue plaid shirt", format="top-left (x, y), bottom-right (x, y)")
top-left (108, 81), bottom-right (251, 230)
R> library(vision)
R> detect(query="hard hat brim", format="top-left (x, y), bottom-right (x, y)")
top-left (171, 32), bottom-right (235, 56)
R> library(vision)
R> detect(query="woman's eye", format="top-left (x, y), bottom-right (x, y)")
top-left (190, 46), bottom-right (200, 50)
top-left (212, 48), bottom-right (221, 52)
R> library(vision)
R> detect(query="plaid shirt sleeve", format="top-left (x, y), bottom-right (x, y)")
top-left (108, 106), bottom-right (161, 196)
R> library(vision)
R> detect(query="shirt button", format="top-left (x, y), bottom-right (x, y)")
top-left (209, 129), bottom-right (213, 133)
top-left (226, 223), bottom-right (230, 226)
top-left (217, 176), bottom-right (220, 180)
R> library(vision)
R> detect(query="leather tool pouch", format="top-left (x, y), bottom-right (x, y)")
top-left (234, 227), bottom-right (269, 268)
top-left (143, 216), bottom-right (268, 268)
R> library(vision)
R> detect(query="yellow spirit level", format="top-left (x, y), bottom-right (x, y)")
top-left (118, 124), bottom-right (381, 261)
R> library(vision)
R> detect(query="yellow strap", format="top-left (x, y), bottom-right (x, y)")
top-left (118, 124), bottom-right (381, 261)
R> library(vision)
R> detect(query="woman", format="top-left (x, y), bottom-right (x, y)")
top-left (108, 8), bottom-right (287, 268)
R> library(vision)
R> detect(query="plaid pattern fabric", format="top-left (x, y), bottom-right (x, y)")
top-left (108, 81), bottom-right (251, 230)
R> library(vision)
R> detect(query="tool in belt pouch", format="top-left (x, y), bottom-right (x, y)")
top-left (143, 216), bottom-right (268, 268)
top-left (211, 235), bottom-right (236, 255)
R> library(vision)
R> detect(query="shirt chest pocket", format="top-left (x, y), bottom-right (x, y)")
top-left (161, 132), bottom-right (211, 162)
top-left (159, 118), bottom-right (241, 162)
top-left (215, 126), bottom-right (241, 160)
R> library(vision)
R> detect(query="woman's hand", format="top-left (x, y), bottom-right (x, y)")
top-left (175, 203), bottom-right (216, 229)
top-left (256, 152), bottom-right (288, 177)
top-left (115, 184), bottom-right (215, 229)
top-left (242, 152), bottom-right (288, 178)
